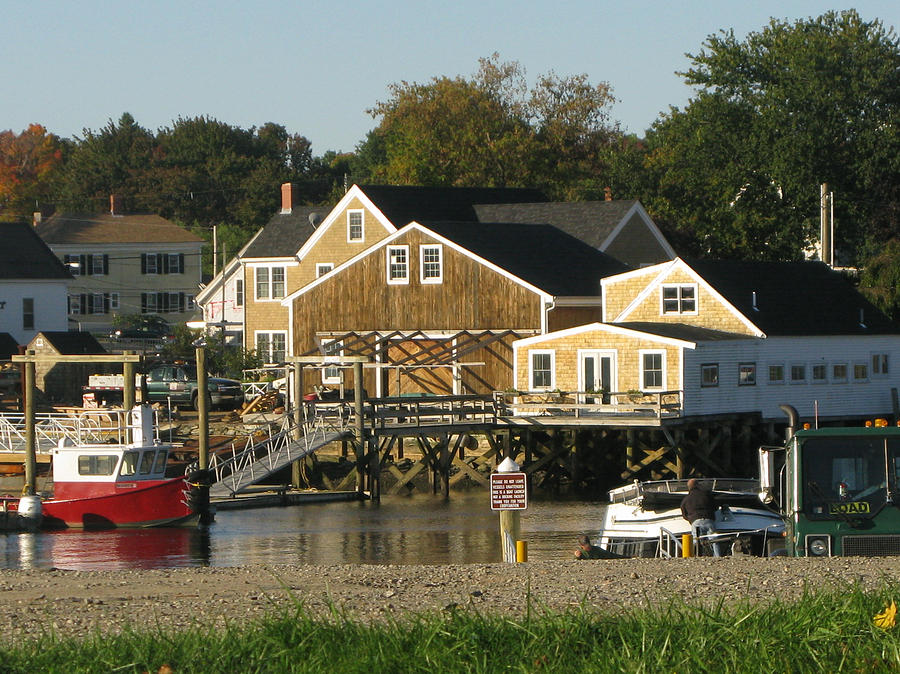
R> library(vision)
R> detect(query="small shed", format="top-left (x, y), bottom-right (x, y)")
top-left (26, 332), bottom-right (108, 403)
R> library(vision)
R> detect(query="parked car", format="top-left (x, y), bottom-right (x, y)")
top-left (110, 325), bottom-right (173, 342)
top-left (144, 363), bottom-right (243, 410)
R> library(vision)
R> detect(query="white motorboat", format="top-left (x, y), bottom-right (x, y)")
top-left (597, 478), bottom-right (785, 557)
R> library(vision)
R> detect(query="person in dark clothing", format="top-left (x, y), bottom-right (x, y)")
top-left (680, 478), bottom-right (722, 557)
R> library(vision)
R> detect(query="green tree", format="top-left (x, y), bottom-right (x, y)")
top-left (858, 239), bottom-right (900, 322)
top-left (359, 54), bottom-right (618, 199)
top-left (642, 10), bottom-right (900, 261)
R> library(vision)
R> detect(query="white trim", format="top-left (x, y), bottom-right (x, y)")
top-left (386, 245), bottom-right (410, 284)
top-left (254, 330), bottom-right (287, 365)
top-left (281, 221), bottom-right (554, 306)
top-left (347, 209), bottom-right (365, 243)
top-left (528, 349), bottom-right (555, 390)
top-left (598, 201), bottom-right (677, 259)
top-left (660, 283), bottom-right (699, 316)
top-left (419, 244), bottom-right (443, 284)
top-left (638, 349), bottom-right (666, 391)
top-left (512, 321), bottom-right (697, 350)
top-left (316, 263), bottom-right (334, 278)
top-left (296, 185), bottom-right (397, 260)
top-left (576, 349), bottom-right (618, 394)
top-left (254, 265), bottom-right (287, 301)
top-left (608, 258), bottom-right (765, 337)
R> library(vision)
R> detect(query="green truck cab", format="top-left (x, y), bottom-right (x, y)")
top-left (145, 363), bottom-right (244, 410)
top-left (760, 405), bottom-right (900, 557)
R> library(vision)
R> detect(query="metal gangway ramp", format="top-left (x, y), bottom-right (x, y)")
top-left (208, 407), bottom-right (350, 498)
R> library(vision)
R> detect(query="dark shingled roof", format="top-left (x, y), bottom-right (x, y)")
top-left (686, 259), bottom-right (899, 336)
top-left (0, 333), bottom-right (19, 360)
top-left (473, 200), bottom-right (639, 249)
top-left (243, 205), bottom-right (333, 258)
top-left (421, 221), bottom-right (630, 296)
top-left (360, 185), bottom-right (548, 226)
top-left (34, 331), bottom-right (106, 355)
top-left (37, 213), bottom-right (203, 244)
top-left (615, 322), bottom-right (756, 343)
top-left (0, 222), bottom-right (72, 280)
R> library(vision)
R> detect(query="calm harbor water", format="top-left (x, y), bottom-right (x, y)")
top-left (0, 494), bottom-right (604, 570)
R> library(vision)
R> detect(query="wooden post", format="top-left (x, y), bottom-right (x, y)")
top-left (292, 363), bottom-right (302, 489)
top-left (353, 360), bottom-right (365, 496)
top-left (23, 356), bottom-right (36, 496)
top-left (195, 346), bottom-right (213, 524)
top-left (122, 353), bottom-right (135, 444)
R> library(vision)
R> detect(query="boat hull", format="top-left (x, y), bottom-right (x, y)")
top-left (41, 477), bottom-right (196, 530)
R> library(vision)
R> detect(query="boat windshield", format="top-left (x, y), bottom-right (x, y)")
top-left (801, 436), bottom-right (900, 519)
top-left (121, 451), bottom-right (139, 476)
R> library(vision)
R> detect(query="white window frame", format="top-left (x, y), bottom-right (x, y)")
top-left (811, 363), bottom-right (827, 384)
top-left (347, 209), bottom-right (364, 242)
top-left (420, 244), bottom-right (443, 284)
top-left (872, 353), bottom-right (890, 377)
top-left (322, 340), bottom-right (343, 384)
top-left (639, 350), bottom-right (666, 391)
top-left (144, 293), bottom-right (158, 313)
top-left (767, 363), bottom-right (785, 385)
top-left (738, 362), bottom-right (756, 387)
top-left (316, 263), bottom-right (334, 278)
top-left (700, 363), bottom-right (718, 388)
top-left (235, 279), bottom-right (243, 307)
top-left (69, 294), bottom-right (81, 315)
top-left (255, 331), bottom-right (287, 365)
top-left (167, 253), bottom-right (182, 274)
top-left (255, 265), bottom-right (286, 301)
top-left (528, 350), bottom-right (555, 390)
top-left (91, 254), bottom-right (105, 275)
top-left (853, 361), bottom-right (869, 382)
top-left (387, 245), bottom-right (409, 284)
top-left (832, 362), bottom-right (848, 383)
top-left (660, 284), bottom-right (698, 315)
top-left (144, 253), bottom-right (158, 275)
top-left (92, 292), bottom-right (105, 315)
top-left (790, 363), bottom-right (807, 384)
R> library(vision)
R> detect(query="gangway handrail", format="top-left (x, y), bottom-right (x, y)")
top-left (658, 526), bottom-right (683, 558)
top-left (0, 409), bottom-right (145, 452)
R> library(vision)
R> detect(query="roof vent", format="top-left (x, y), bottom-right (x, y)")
top-left (859, 308), bottom-right (867, 329)
top-left (751, 291), bottom-right (759, 311)
top-left (308, 212), bottom-right (321, 229)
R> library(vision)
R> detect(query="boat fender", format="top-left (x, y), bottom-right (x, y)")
top-left (17, 494), bottom-right (43, 529)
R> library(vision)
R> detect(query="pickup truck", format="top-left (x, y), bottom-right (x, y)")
top-left (145, 363), bottom-right (244, 410)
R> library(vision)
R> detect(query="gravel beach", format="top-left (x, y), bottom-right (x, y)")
top-left (1, 557), bottom-right (899, 642)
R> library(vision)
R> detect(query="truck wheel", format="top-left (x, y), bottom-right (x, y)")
top-left (192, 391), bottom-right (212, 411)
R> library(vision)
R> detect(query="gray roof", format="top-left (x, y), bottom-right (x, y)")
top-left (37, 212), bottom-right (203, 244)
top-left (360, 185), bottom-right (548, 226)
top-left (243, 205), bottom-right (332, 258)
top-left (616, 322), bottom-right (756, 343)
top-left (0, 222), bottom-right (72, 280)
top-left (34, 331), bottom-right (106, 354)
top-left (686, 259), bottom-right (898, 336)
top-left (473, 200), bottom-right (639, 249)
top-left (422, 221), bottom-right (629, 296)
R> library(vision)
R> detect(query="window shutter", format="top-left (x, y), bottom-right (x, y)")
top-left (86, 254), bottom-right (94, 276)
top-left (157, 253), bottom-right (165, 275)
top-left (162, 254), bottom-right (169, 275)
top-left (179, 292), bottom-right (185, 312)
top-left (141, 254), bottom-right (147, 274)
top-left (103, 254), bottom-right (109, 275)
top-left (178, 254), bottom-right (184, 273)
top-left (158, 292), bottom-right (165, 312)
top-left (103, 294), bottom-right (110, 314)
top-left (80, 254), bottom-right (87, 275)
top-left (141, 293), bottom-right (147, 313)
top-left (80, 294), bottom-right (87, 313)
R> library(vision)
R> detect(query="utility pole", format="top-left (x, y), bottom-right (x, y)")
top-left (820, 184), bottom-right (833, 267)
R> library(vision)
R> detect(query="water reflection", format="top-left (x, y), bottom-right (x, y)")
top-left (0, 493), bottom-right (605, 570)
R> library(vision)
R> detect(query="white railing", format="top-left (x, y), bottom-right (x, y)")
top-left (0, 409), bottom-right (138, 451)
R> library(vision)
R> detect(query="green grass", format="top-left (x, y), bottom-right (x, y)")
top-left (2, 585), bottom-right (900, 673)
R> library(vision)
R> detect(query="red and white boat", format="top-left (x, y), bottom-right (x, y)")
top-left (2, 405), bottom-right (199, 530)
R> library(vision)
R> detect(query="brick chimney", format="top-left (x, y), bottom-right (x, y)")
top-left (110, 194), bottom-right (124, 216)
top-left (281, 183), bottom-right (297, 214)
top-left (604, 186), bottom-right (613, 201)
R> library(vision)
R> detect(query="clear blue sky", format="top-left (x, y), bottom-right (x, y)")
top-left (2, 1), bottom-right (897, 154)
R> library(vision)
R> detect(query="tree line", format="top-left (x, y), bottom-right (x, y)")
top-left (2, 10), bottom-right (899, 315)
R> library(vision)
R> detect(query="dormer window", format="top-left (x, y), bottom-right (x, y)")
top-left (347, 210), bottom-right (364, 242)
top-left (661, 284), bottom-right (697, 315)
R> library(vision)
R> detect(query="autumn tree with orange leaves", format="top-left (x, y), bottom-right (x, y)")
top-left (0, 124), bottom-right (63, 222)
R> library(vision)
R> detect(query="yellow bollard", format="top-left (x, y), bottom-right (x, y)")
top-left (516, 540), bottom-right (528, 562)
top-left (682, 533), bottom-right (693, 558)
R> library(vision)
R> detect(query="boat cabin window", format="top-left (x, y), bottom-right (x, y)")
top-left (153, 450), bottom-right (168, 474)
top-left (121, 451), bottom-right (139, 476)
top-left (139, 450), bottom-right (156, 475)
top-left (78, 454), bottom-right (118, 476)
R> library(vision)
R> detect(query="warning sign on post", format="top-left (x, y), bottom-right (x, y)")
top-left (490, 472), bottom-right (527, 510)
